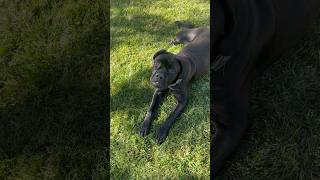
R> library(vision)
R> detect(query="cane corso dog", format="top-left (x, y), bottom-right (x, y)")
top-left (140, 21), bottom-right (210, 144)
top-left (212, 0), bottom-right (320, 176)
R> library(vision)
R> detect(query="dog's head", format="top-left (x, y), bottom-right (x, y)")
top-left (150, 49), bottom-right (181, 90)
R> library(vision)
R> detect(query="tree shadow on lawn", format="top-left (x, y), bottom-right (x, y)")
top-left (0, 59), bottom-right (107, 178)
top-left (110, 0), bottom-right (210, 50)
top-left (0, 1), bottom-right (108, 178)
top-left (110, 68), bottom-right (153, 113)
top-left (110, 13), bottom-right (180, 51)
top-left (217, 20), bottom-right (320, 178)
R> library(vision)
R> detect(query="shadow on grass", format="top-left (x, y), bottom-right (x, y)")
top-left (0, 0), bottom-right (108, 178)
top-left (110, 0), bottom-right (210, 50)
top-left (217, 19), bottom-right (320, 179)
top-left (110, 68), bottom-right (153, 113)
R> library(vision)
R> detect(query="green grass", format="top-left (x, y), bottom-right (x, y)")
top-left (0, 0), bottom-right (108, 179)
top-left (217, 19), bottom-right (320, 179)
top-left (110, 0), bottom-right (210, 179)
top-left (1, 0), bottom-right (318, 178)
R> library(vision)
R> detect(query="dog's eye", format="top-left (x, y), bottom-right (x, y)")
top-left (153, 63), bottom-right (160, 69)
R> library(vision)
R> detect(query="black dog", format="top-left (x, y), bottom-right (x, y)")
top-left (140, 21), bottom-right (210, 144)
top-left (212, 0), bottom-right (320, 176)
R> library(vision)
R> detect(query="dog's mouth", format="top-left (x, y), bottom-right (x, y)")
top-left (151, 81), bottom-right (168, 89)
top-left (152, 81), bottom-right (160, 86)
top-left (152, 81), bottom-right (163, 88)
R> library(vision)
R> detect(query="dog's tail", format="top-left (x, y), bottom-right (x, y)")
top-left (174, 21), bottom-right (195, 29)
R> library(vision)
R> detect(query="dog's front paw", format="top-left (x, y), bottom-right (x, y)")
top-left (140, 126), bottom-right (150, 137)
top-left (140, 121), bottom-right (151, 137)
top-left (156, 127), bottom-right (169, 144)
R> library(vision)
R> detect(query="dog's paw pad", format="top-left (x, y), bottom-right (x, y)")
top-left (156, 136), bottom-right (165, 144)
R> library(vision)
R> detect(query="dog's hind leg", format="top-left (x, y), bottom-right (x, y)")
top-left (211, 87), bottom-right (249, 176)
top-left (169, 20), bottom-right (200, 45)
top-left (169, 28), bottom-right (200, 45)
top-left (212, 93), bottom-right (249, 173)
top-left (211, 60), bottom-right (252, 176)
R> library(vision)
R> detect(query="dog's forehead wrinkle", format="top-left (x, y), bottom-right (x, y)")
top-left (155, 56), bottom-right (176, 67)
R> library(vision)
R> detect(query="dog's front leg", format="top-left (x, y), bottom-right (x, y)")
top-left (156, 91), bottom-right (187, 144)
top-left (140, 90), bottom-right (166, 137)
top-left (211, 88), bottom-right (249, 176)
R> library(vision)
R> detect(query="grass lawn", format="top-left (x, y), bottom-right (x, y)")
top-left (1, 0), bottom-right (318, 178)
top-left (110, 0), bottom-right (210, 179)
top-left (0, 0), bottom-right (108, 179)
top-left (217, 19), bottom-right (320, 179)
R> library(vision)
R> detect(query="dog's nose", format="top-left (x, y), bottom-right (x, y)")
top-left (155, 73), bottom-right (164, 80)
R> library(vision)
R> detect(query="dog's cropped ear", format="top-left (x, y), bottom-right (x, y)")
top-left (153, 49), bottom-right (167, 60)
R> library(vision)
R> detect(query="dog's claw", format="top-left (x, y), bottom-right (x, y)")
top-left (156, 128), bottom-right (169, 144)
top-left (140, 127), bottom-right (149, 137)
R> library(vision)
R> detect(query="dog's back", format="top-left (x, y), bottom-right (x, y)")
top-left (177, 27), bottom-right (210, 78)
